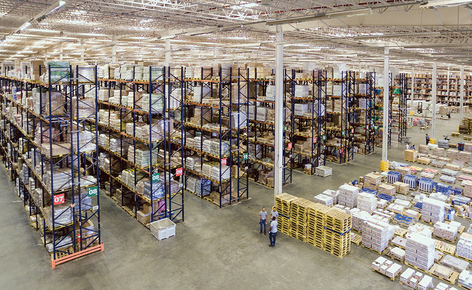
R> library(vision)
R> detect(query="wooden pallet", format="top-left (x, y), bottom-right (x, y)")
top-left (429, 263), bottom-right (459, 285)
top-left (361, 244), bottom-right (388, 255)
top-left (455, 254), bottom-right (472, 264)
top-left (459, 284), bottom-right (472, 290)
top-left (351, 232), bottom-right (362, 246)
top-left (405, 261), bottom-right (433, 274)
top-left (464, 136), bottom-right (472, 141)
top-left (459, 225), bottom-right (466, 234)
top-left (385, 249), bottom-right (404, 263)
top-left (435, 240), bottom-right (456, 256)
top-left (452, 132), bottom-right (461, 137)
top-left (433, 234), bottom-right (459, 244)
top-left (372, 268), bottom-right (401, 281)
top-left (394, 228), bottom-right (408, 237)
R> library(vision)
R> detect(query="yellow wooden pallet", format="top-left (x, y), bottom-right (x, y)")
top-left (429, 263), bottom-right (459, 285)
top-left (435, 240), bottom-right (456, 256)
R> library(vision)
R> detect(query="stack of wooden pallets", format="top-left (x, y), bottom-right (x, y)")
top-left (275, 193), bottom-right (297, 235)
top-left (289, 198), bottom-right (309, 242)
top-left (306, 202), bottom-right (328, 249)
top-left (324, 208), bottom-right (352, 258)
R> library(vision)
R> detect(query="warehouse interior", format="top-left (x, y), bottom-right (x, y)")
top-left (3, 0), bottom-right (472, 289)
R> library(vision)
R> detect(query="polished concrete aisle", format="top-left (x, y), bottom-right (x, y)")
top-left (0, 114), bottom-right (467, 290)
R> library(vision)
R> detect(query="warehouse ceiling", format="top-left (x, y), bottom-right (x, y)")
top-left (1, 0), bottom-right (472, 72)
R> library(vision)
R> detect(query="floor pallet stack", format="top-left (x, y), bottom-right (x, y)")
top-left (290, 198), bottom-right (309, 242)
top-left (306, 203), bottom-right (329, 249)
top-left (324, 208), bottom-right (352, 258)
top-left (275, 193), bottom-right (297, 235)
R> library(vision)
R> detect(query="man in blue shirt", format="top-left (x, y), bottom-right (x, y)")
top-left (259, 207), bottom-right (267, 235)
top-left (269, 216), bottom-right (278, 247)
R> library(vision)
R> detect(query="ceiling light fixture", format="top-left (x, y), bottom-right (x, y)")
top-left (420, 0), bottom-right (472, 8)
top-left (36, 0), bottom-right (66, 22)
top-left (266, 8), bottom-right (372, 26)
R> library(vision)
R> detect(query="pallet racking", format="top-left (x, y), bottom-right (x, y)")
top-left (183, 66), bottom-right (248, 207)
top-left (0, 64), bottom-right (103, 268)
top-left (97, 65), bottom-right (184, 223)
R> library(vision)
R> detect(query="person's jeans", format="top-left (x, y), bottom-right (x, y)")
top-left (260, 220), bottom-right (266, 232)
top-left (269, 232), bottom-right (277, 245)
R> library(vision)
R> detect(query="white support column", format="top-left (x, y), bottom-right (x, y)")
top-left (461, 66), bottom-right (465, 120)
top-left (382, 47), bottom-right (389, 161)
top-left (112, 35), bottom-right (117, 63)
top-left (165, 39), bottom-right (171, 67)
top-left (274, 25), bottom-right (284, 197)
top-left (80, 39), bottom-right (84, 62)
top-left (432, 63), bottom-right (437, 139)
top-left (60, 42), bottom-right (63, 61)
top-left (447, 68), bottom-right (450, 100)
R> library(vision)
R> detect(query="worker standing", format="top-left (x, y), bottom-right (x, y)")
top-left (426, 134), bottom-right (430, 145)
top-left (270, 206), bottom-right (279, 220)
top-left (259, 207), bottom-right (267, 235)
top-left (405, 143), bottom-right (410, 150)
top-left (269, 216), bottom-right (278, 247)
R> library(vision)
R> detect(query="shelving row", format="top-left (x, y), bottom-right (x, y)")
top-left (0, 64), bottom-right (103, 268)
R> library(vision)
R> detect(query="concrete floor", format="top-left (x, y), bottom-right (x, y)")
top-left (0, 113), bottom-right (468, 290)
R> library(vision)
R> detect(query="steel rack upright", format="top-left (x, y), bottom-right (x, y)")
top-left (233, 67), bottom-right (249, 201)
top-left (315, 70), bottom-right (328, 169)
top-left (183, 66), bottom-right (248, 207)
top-left (397, 73), bottom-right (409, 143)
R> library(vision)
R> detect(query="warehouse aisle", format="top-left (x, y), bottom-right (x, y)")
top-left (0, 114), bottom-right (466, 290)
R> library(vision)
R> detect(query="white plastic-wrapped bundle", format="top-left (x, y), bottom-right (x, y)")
top-left (338, 184), bottom-right (359, 208)
top-left (295, 85), bottom-right (309, 98)
top-left (210, 165), bottom-right (230, 181)
top-left (350, 209), bottom-right (371, 232)
top-left (405, 233), bottom-right (435, 271)
top-left (457, 233), bottom-right (472, 260)
top-left (357, 191), bottom-right (377, 213)
top-left (98, 89), bottom-right (109, 101)
top-left (186, 157), bottom-right (196, 171)
top-left (421, 197), bottom-right (446, 224)
top-left (433, 221), bottom-right (460, 242)
top-left (362, 219), bottom-right (395, 253)
top-left (459, 270), bottom-right (472, 289)
top-left (314, 193), bottom-right (333, 207)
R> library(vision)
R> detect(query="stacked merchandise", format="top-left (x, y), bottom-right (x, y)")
top-left (142, 94), bottom-right (164, 112)
top-left (397, 167), bottom-right (412, 177)
top-left (459, 151), bottom-right (472, 163)
top-left (210, 165), bottom-right (230, 181)
top-left (44, 168), bottom-right (72, 191)
top-left (350, 209), bottom-right (372, 232)
top-left (418, 145), bottom-right (429, 154)
top-left (433, 147), bottom-right (445, 157)
top-left (275, 193), bottom-right (298, 235)
top-left (404, 149), bottom-right (417, 162)
top-left (418, 178), bottom-right (435, 193)
top-left (290, 198), bottom-right (309, 242)
top-left (378, 183), bottom-right (396, 195)
top-left (98, 89), bottom-right (109, 101)
top-left (324, 208), bottom-right (351, 258)
top-left (195, 178), bottom-right (211, 197)
top-left (364, 173), bottom-right (381, 190)
top-left (294, 85), bottom-right (309, 98)
top-left (337, 184), bottom-right (359, 208)
top-left (459, 270), bottom-right (472, 289)
top-left (371, 257), bottom-right (402, 280)
top-left (362, 219), bottom-right (394, 253)
top-left (306, 202), bottom-right (329, 249)
top-left (403, 175), bottom-right (418, 189)
top-left (422, 197), bottom-right (446, 223)
top-left (44, 205), bottom-right (73, 230)
top-left (357, 192), bottom-right (376, 214)
top-left (185, 176), bottom-right (199, 193)
top-left (405, 233), bottom-right (435, 271)
top-left (387, 171), bottom-right (402, 184)
top-left (314, 194), bottom-right (333, 207)
top-left (456, 233), bottom-right (472, 261)
top-left (143, 67), bottom-right (164, 81)
top-left (447, 149), bottom-right (459, 160)
top-left (393, 182), bottom-right (409, 194)
top-left (464, 181), bottom-right (472, 198)
top-left (433, 221), bottom-right (460, 242)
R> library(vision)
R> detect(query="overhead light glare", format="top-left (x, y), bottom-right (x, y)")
top-left (18, 22), bottom-right (31, 32)
top-left (421, 0), bottom-right (472, 8)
